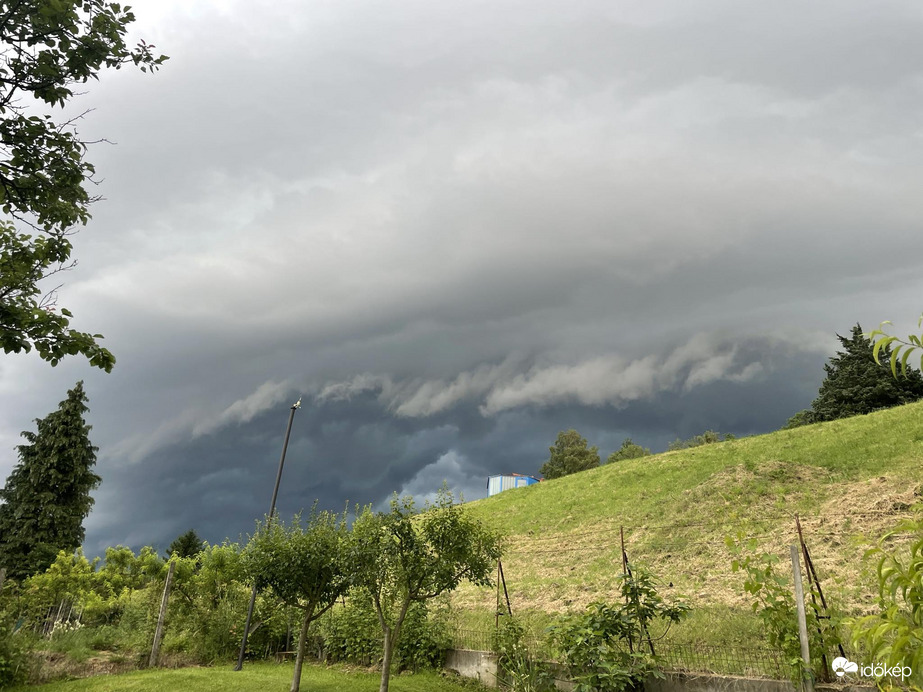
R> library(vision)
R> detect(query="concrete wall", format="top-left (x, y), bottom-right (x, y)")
top-left (445, 648), bottom-right (499, 688)
top-left (647, 674), bottom-right (874, 692)
top-left (444, 650), bottom-right (876, 692)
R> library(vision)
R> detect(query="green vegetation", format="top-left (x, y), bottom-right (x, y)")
top-left (166, 532), bottom-right (204, 561)
top-left (539, 430), bottom-right (600, 480)
top-left (0, 1), bottom-right (166, 371)
top-left (352, 489), bottom-right (501, 692)
top-left (848, 514), bottom-right (923, 688)
top-left (552, 568), bottom-right (688, 692)
top-left (454, 401), bottom-right (923, 652)
top-left (870, 315), bottom-right (923, 377)
top-left (0, 382), bottom-right (100, 580)
top-left (5, 662), bottom-right (478, 692)
top-left (666, 430), bottom-right (734, 451)
top-left (606, 439), bottom-right (650, 463)
top-left (243, 509), bottom-right (350, 692)
top-left (811, 324), bottom-right (923, 423)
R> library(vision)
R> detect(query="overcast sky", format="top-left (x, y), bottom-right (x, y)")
top-left (3, 0), bottom-right (923, 557)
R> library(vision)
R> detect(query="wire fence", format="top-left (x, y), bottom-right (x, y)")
top-left (448, 626), bottom-right (843, 681)
top-left (655, 642), bottom-right (788, 679)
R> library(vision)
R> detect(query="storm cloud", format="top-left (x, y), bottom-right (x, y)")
top-left (1, 0), bottom-right (922, 557)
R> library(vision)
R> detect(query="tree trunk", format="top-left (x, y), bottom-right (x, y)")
top-left (379, 625), bottom-right (394, 692)
top-left (379, 600), bottom-right (410, 692)
top-left (290, 606), bottom-right (313, 692)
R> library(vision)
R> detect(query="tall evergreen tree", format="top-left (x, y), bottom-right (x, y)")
top-left (167, 529), bottom-right (204, 559)
top-left (811, 325), bottom-right (923, 422)
top-left (0, 381), bottom-right (100, 580)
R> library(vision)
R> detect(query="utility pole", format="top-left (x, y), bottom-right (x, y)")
top-left (234, 398), bottom-right (301, 671)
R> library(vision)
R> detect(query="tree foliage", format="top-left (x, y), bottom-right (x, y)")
top-left (607, 438), bottom-right (651, 463)
top-left (869, 316), bottom-right (923, 378)
top-left (0, 381), bottom-right (100, 580)
top-left (667, 430), bottom-right (735, 451)
top-left (849, 514), bottom-right (923, 688)
top-left (243, 510), bottom-right (350, 692)
top-left (540, 429), bottom-right (600, 480)
top-left (810, 324), bottom-right (923, 422)
top-left (0, 0), bottom-right (166, 371)
top-left (167, 529), bottom-right (204, 560)
top-left (351, 488), bottom-right (502, 692)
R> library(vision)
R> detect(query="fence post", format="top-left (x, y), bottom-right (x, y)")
top-left (790, 545), bottom-right (814, 692)
top-left (0, 567), bottom-right (5, 593)
top-left (149, 559), bottom-right (176, 668)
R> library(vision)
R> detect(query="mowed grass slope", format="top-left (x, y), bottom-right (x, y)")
top-left (454, 402), bottom-right (923, 641)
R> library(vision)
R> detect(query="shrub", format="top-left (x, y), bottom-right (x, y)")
top-left (551, 567), bottom-right (688, 692)
top-left (0, 605), bottom-right (32, 688)
top-left (317, 595), bottom-right (380, 665)
top-left (491, 617), bottom-right (555, 692)
top-left (849, 513), bottom-right (923, 688)
top-left (395, 600), bottom-right (452, 671)
top-left (318, 594), bottom-right (451, 671)
top-left (667, 430), bottom-right (734, 451)
top-left (727, 537), bottom-right (843, 686)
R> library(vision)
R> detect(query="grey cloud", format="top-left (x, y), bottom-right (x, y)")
top-left (3, 0), bottom-right (922, 557)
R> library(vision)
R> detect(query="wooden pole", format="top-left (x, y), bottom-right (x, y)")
top-left (495, 560), bottom-right (501, 629)
top-left (149, 560), bottom-right (176, 668)
top-left (0, 567), bottom-right (6, 593)
top-left (790, 545), bottom-right (814, 692)
top-left (499, 560), bottom-right (512, 616)
top-left (620, 526), bottom-right (634, 653)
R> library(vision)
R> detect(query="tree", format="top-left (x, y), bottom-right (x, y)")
top-left (540, 429), bottom-right (600, 479)
top-left (243, 510), bottom-right (349, 692)
top-left (352, 488), bottom-right (502, 692)
top-left (810, 324), bottom-right (923, 422)
top-left (667, 430), bottom-right (734, 451)
top-left (0, 381), bottom-right (100, 580)
top-left (0, 1), bottom-right (167, 371)
top-left (167, 529), bottom-right (204, 560)
top-left (607, 438), bottom-right (651, 463)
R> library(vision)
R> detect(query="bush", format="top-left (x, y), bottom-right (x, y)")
top-left (551, 567), bottom-right (688, 692)
top-left (317, 595), bottom-right (380, 665)
top-left (395, 600), bottom-right (452, 671)
top-left (0, 607), bottom-right (32, 688)
top-left (317, 594), bottom-right (451, 671)
top-left (849, 513), bottom-right (923, 688)
top-left (727, 537), bottom-right (843, 685)
top-left (491, 617), bottom-right (555, 692)
top-left (667, 430), bottom-right (734, 451)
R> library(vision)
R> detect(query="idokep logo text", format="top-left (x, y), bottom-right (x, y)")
top-left (832, 656), bottom-right (911, 681)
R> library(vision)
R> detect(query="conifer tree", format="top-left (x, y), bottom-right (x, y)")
top-left (811, 325), bottom-right (923, 422)
top-left (0, 381), bottom-right (100, 580)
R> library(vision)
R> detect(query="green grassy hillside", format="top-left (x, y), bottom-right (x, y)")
top-left (454, 401), bottom-right (923, 644)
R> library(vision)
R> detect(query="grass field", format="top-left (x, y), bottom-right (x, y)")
top-left (451, 402), bottom-right (923, 645)
top-left (7, 662), bottom-right (480, 692)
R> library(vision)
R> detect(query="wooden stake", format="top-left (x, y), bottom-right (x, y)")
top-left (790, 545), bottom-right (814, 692)
top-left (149, 560), bottom-right (176, 668)
top-left (499, 560), bottom-right (512, 616)
top-left (495, 560), bottom-right (501, 629)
